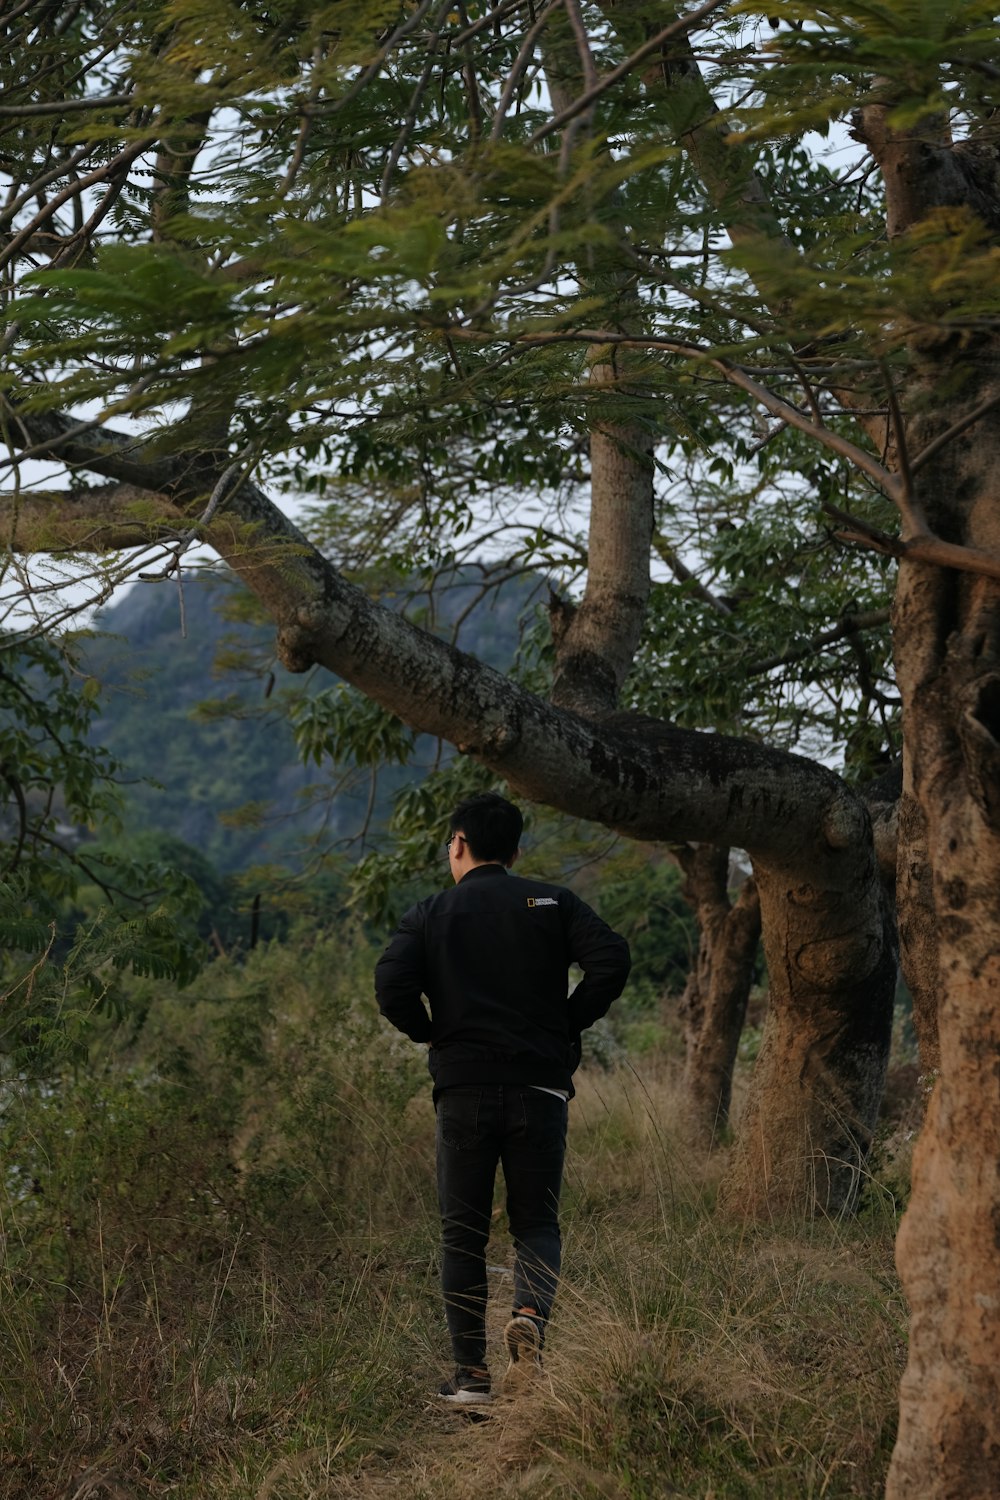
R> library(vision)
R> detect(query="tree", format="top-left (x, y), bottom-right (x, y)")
top-left (2, 2), bottom-right (999, 1490)
top-left (675, 843), bottom-right (760, 1145)
top-left (0, 635), bottom-right (202, 1063)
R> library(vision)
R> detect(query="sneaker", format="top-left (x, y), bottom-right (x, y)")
top-left (504, 1307), bottom-right (543, 1369)
top-left (437, 1366), bottom-right (492, 1405)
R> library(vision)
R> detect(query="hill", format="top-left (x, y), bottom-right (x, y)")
top-left (83, 567), bottom-right (545, 874)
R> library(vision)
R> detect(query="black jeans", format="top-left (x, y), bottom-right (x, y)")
top-left (435, 1084), bottom-right (567, 1369)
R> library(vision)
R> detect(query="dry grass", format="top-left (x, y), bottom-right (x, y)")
top-left (0, 970), bottom-right (907, 1500)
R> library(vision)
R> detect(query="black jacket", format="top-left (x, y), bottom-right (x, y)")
top-left (374, 864), bottom-right (631, 1095)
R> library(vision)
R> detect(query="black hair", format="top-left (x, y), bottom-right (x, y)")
top-left (449, 792), bottom-right (523, 864)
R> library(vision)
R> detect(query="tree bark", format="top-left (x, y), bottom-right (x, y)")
top-left (675, 844), bottom-right (761, 1147)
top-left (889, 488), bottom-right (1000, 1500)
top-left (887, 435), bottom-right (1000, 1498)
top-left (859, 97), bottom-right (1000, 1496)
top-left (550, 351), bottom-right (654, 717)
top-left (895, 791), bottom-right (940, 1075)
top-left (719, 820), bottom-right (895, 1216)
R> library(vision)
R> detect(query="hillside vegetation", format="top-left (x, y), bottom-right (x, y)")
top-left (82, 570), bottom-right (543, 874)
top-left (0, 920), bottom-right (908, 1500)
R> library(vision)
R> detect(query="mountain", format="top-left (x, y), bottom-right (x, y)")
top-left (83, 566), bottom-right (545, 874)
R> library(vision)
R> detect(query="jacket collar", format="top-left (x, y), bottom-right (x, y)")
top-left (458, 863), bottom-right (509, 883)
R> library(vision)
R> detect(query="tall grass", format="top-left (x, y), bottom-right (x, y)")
top-left (0, 930), bottom-right (906, 1499)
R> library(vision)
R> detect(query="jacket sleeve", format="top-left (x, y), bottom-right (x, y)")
top-left (562, 892), bottom-right (631, 1034)
top-left (374, 904), bottom-right (433, 1043)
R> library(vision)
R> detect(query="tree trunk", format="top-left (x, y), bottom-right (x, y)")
top-left (895, 791), bottom-right (941, 1076)
top-left (549, 353), bottom-right (654, 718)
top-left (886, 412), bottom-right (1000, 1500)
top-left (675, 844), bottom-right (761, 1147)
top-left (719, 836), bottom-right (896, 1216)
top-left (851, 93), bottom-right (1000, 1496)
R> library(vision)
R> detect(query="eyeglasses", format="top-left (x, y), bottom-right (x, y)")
top-left (445, 833), bottom-right (459, 852)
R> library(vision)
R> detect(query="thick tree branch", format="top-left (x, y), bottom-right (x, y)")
top-left (2, 407), bottom-right (870, 877)
top-left (824, 501), bottom-right (1000, 584)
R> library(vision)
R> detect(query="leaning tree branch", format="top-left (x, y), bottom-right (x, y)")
top-left (908, 391), bottom-right (1000, 476)
top-left (823, 500), bottom-right (1000, 583)
top-left (0, 404), bottom-right (874, 877)
top-left (879, 357), bottom-right (928, 540)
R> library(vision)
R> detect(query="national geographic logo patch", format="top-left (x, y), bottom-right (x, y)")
top-left (526, 897), bottom-right (558, 907)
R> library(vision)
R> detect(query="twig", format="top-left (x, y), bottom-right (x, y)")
top-left (909, 391), bottom-right (1000, 476)
top-left (277, 67), bottom-right (320, 198)
top-left (652, 531), bottom-right (732, 615)
top-left (788, 353), bottom-right (823, 426)
top-left (528, 0), bottom-right (733, 146)
top-left (563, 0), bottom-right (598, 95)
top-left (316, 0), bottom-right (443, 115)
top-left (456, 1), bottom-right (485, 140)
top-left (0, 374), bottom-right (160, 476)
top-left (878, 357), bottom-right (925, 538)
top-left (490, 0), bottom-right (563, 143)
top-left (136, 447), bottom-right (256, 580)
top-left (746, 420), bottom-right (788, 454)
top-left (746, 608), bottom-right (891, 677)
top-left (451, 0), bottom-right (534, 47)
top-left (0, 94), bottom-right (135, 116)
top-left (0, 134), bottom-right (157, 272)
top-left (0, 142), bottom-right (93, 231)
top-left (381, 4), bottom-right (451, 196)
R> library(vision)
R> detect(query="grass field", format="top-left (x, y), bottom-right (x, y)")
top-left (0, 939), bottom-right (910, 1499)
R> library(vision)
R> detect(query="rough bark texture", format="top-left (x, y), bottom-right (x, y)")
top-left (720, 815), bottom-right (896, 1216)
top-left (895, 792), bottom-right (941, 1075)
top-left (860, 97), bottom-right (1000, 1497)
top-left (550, 354), bottom-right (654, 717)
top-left (889, 470), bottom-right (1000, 1500)
top-left (676, 844), bottom-right (761, 1147)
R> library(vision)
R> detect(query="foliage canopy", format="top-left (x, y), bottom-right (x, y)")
top-left (7, 0), bottom-right (976, 768)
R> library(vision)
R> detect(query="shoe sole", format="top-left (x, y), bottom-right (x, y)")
top-left (437, 1390), bottom-right (493, 1405)
top-left (504, 1317), bottom-right (541, 1366)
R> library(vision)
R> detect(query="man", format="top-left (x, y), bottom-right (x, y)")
top-left (375, 792), bottom-right (631, 1406)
